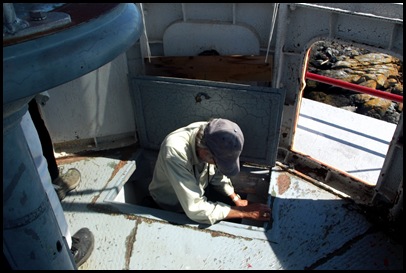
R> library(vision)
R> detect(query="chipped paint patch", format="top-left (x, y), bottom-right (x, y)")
top-left (124, 221), bottom-right (138, 269)
top-left (277, 174), bottom-right (291, 195)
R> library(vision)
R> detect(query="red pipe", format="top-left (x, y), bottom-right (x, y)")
top-left (305, 71), bottom-right (403, 103)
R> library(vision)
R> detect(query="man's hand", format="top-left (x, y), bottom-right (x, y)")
top-left (226, 203), bottom-right (271, 221)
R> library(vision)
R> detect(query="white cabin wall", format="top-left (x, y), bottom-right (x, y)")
top-left (131, 2), bottom-right (403, 150)
top-left (138, 3), bottom-right (277, 56)
top-left (38, 3), bottom-right (403, 157)
top-left (39, 3), bottom-right (278, 152)
top-left (40, 53), bottom-right (136, 150)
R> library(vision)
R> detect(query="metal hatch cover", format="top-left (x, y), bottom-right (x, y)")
top-left (131, 76), bottom-right (285, 167)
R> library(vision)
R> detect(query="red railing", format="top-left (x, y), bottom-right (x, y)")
top-left (305, 71), bottom-right (403, 103)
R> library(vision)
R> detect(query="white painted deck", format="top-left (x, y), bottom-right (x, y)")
top-left (293, 98), bottom-right (397, 186)
top-left (57, 145), bottom-right (402, 270)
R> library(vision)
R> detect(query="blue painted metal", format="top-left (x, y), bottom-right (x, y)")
top-left (3, 3), bottom-right (143, 104)
top-left (3, 106), bottom-right (76, 269)
top-left (2, 3), bottom-right (143, 269)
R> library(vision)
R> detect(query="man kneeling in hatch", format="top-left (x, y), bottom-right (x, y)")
top-left (148, 118), bottom-right (271, 225)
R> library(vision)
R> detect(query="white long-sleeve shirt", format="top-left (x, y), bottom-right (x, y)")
top-left (148, 121), bottom-right (234, 225)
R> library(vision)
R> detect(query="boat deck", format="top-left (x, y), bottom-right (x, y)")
top-left (54, 97), bottom-right (402, 270)
top-left (294, 98), bottom-right (397, 186)
top-left (57, 142), bottom-right (402, 269)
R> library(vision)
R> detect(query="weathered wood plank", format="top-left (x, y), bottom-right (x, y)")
top-left (144, 55), bottom-right (273, 83)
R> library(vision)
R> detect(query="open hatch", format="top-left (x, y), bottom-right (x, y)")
top-left (104, 76), bottom-right (285, 228)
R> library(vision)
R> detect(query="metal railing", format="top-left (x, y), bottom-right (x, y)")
top-left (305, 71), bottom-right (403, 103)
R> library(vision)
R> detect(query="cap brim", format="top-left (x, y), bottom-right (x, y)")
top-left (215, 157), bottom-right (240, 177)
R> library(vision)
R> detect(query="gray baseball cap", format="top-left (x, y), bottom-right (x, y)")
top-left (204, 118), bottom-right (244, 177)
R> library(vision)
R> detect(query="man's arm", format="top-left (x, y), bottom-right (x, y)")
top-left (163, 150), bottom-right (231, 224)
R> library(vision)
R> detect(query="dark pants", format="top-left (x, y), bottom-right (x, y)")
top-left (28, 99), bottom-right (59, 181)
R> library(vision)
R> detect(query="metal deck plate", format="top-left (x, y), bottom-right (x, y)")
top-left (58, 148), bottom-right (402, 269)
